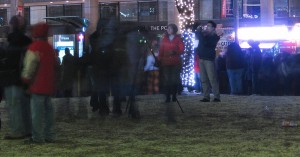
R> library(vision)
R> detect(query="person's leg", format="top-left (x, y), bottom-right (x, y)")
top-left (194, 72), bottom-right (201, 92)
top-left (205, 60), bottom-right (220, 100)
top-left (44, 96), bottom-right (55, 142)
top-left (227, 69), bottom-right (235, 94)
top-left (162, 66), bottom-right (171, 102)
top-left (170, 65), bottom-right (181, 102)
top-left (4, 86), bottom-right (30, 137)
top-left (30, 94), bottom-right (46, 143)
top-left (111, 77), bottom-right (122, 116)
top-left (252, 72), bottom-right (259, 94)
top-left (98, 92), bottom-right (109, 115)
top-left (21, 94), bottom-right (31, 135)
top-left (153, 70), bottom-right (160, 94)
top-left (236, 69), bottom-right (244, 94)
top-left (199, 59), bottom-right (210, 100)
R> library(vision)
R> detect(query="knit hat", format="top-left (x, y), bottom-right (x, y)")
top-left (32, 22), bottom-right (49, 38)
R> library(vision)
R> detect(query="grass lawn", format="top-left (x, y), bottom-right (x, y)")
top-left (1, 95), bottom-right (300, 157)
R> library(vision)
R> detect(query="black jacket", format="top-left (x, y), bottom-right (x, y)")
top-left (0, 31), bottom-right (31, 86)
top-left (196, 31), bottom-right (220, 61)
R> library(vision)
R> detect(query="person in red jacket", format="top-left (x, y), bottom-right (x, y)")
top-left (158, 24), bottom-right (184, 123)
top-left (22, 23), bottom-right (56, 144)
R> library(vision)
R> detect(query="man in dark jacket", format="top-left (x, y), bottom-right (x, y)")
top-left (196, 21), bottom-right (221, 102)
top-left (3, 15), bottom-right (32, 140)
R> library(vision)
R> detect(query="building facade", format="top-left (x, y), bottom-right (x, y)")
top-left (0, 0), bottom-right (299, 37)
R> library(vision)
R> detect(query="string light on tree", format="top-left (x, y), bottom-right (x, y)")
top-left (175, 0), bottom-right (195, 87)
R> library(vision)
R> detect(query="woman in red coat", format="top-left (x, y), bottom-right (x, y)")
top-left (158, 24), bottom-right (184, 103)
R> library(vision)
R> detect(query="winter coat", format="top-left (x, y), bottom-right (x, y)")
top-left (158, 34), bottom-right (184, 66)
top-left (0, 31), bottom-right (31, 86)
top-left (197, 31), bottom-right (220, 61)
top-left (61, 54), bottom-right (77, 89)
top-left (22, 40), bottom-right (56, 95)
top-left (225, 42), bottom-right (245, 70)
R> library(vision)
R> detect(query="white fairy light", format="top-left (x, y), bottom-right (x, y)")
top-left (175, 0), bottom-right (195, 87)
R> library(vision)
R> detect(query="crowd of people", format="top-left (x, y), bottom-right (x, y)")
top-left (2, 14), bottom-right (300, 145)
top-left (0, 15), bottom-right (56, 144)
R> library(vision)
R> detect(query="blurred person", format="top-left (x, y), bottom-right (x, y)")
top-left (144, 40), bottom-right (160, 95)
top-left (54, 49), bottom-right (61, 97)
top-left (89, 17), bottom-right (120, 116)
top-left (2, 15), bottom-right (32, 140)
top-left (225, 42), bottom-right (245, 95)
top-left (245, 40), bottom-right (262, 95)
top-left (259, 53), bottom-right (276, 95)
top-left (193, 54), bottom-right (202, 94)
top-left (196, 21), bottom-right (221, 102)
top-left (21, 22), bottom-right (56, 144)
top-left (61, 48), bottom-right (76, 97)
top-left (158, 23), bottom-right (184, 123)
top-left (216, 52), bottom-right (230, 94)
top-left (192, 23), bottom-right (202, 94)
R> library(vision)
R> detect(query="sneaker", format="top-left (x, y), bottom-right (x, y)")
top-left (200, 98), bottom-right (210, 102)
top-left (213, 98), bottom-right (221, 102)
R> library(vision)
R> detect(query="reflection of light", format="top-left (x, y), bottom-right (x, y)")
top-left (56, 41), bottom-right (73, 47)
top-left (239, 42), bottom-right (276, 49)
top-left (78, 34), bottom-right (84, 41)
top-left (238, 26), bottom-right (289, 41)
top-left (120, 12), bottom-right (128, 17)
top-left (288, 23), bottom-right (300, 40)
top-left (259, 43), bottom-right (276, 49)
top-left (82, 27), bottom-right (86, 32)
top-left (240, 42), bottom-right (251, 49)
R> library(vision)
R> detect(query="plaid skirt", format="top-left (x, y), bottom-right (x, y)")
top-left (145, 70), bottom-right (159, 95)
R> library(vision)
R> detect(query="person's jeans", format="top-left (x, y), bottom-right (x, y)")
top-left (4, 85), bottom-right (31, 135)
top-left (199, 59), bottom-right (220, 100)
top-left (30, 94), bottom-right (55, 142)
top-left (252, 72), bottom-right (260, 95)
top-left (194, 72), bottom-right (201, 92)
top-left (227, 69), bottom-right (244, 95)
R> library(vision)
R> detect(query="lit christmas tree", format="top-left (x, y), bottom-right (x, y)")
top-left (175, 0), bottom-right (195, 87)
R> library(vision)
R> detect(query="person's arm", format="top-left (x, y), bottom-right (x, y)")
top-left (158, 39), bottom-right (165, 62)
top-left (204, 34), bottom-right (220, 48)
top-left (21, 50), bottom-right (39, 84)
top-left (177, 37), bottom-right (185, 55)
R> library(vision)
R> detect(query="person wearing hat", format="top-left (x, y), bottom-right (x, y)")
top-left (22, 22), bottom-right (56, 144)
